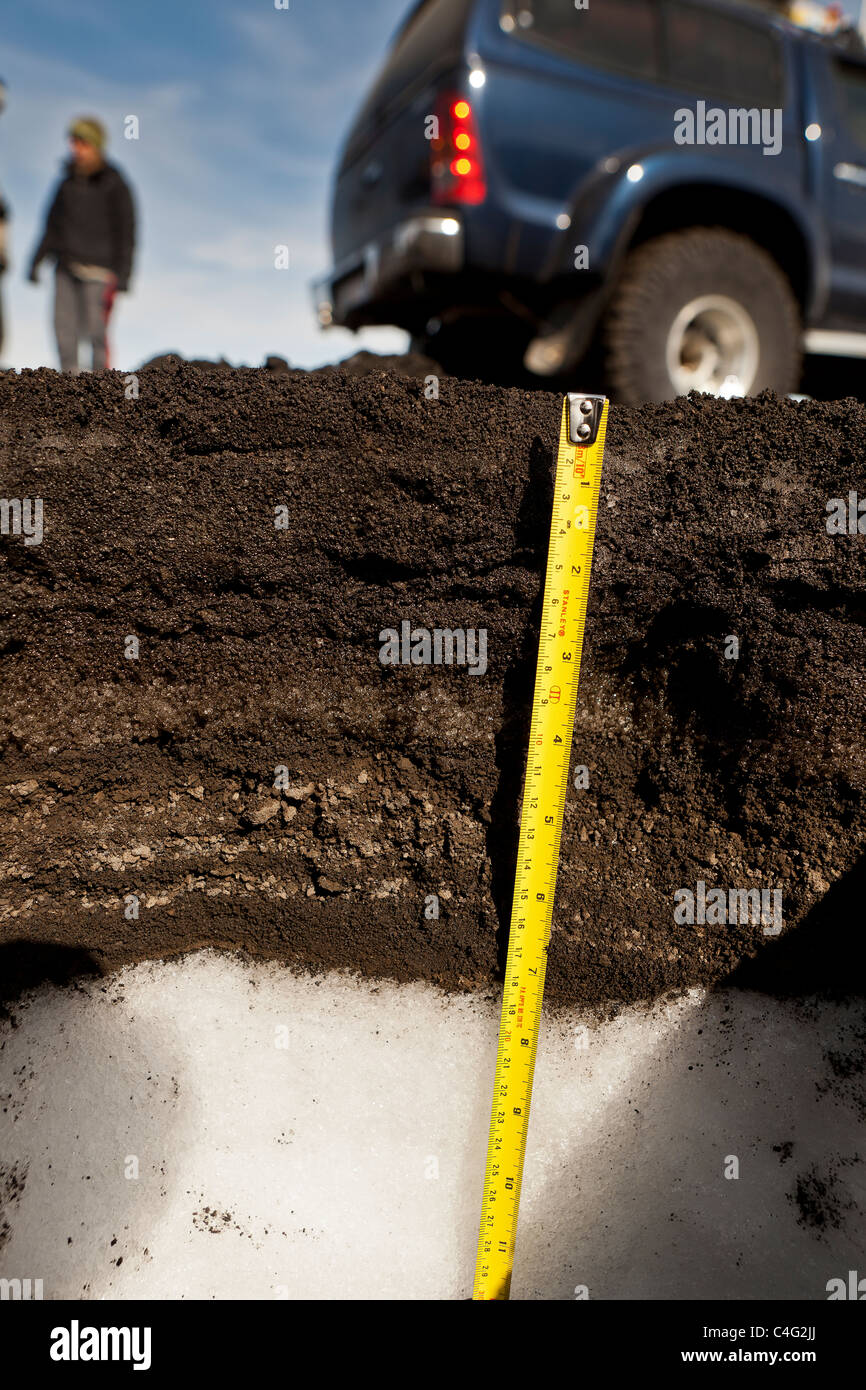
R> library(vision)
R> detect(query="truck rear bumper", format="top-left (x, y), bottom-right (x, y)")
top-left (313, 213), bottom-right (465, 329)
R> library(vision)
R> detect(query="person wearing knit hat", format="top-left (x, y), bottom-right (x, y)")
top-left (27, 114), bottom-right (136, 372)
top-left (68, 116), bottom-right (107, 152)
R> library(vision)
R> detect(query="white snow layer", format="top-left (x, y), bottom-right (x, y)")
top-left (1, 950), bottom-right (863, 1300)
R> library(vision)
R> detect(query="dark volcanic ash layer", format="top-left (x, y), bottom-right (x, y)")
top-left (0, 364), bottom-right (863, 1006)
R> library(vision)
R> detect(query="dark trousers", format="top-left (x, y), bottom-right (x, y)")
top-left (54, 266), bottom-right (113, 372)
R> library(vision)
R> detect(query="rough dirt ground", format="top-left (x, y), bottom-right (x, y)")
top-left (0, 364), bottom-right (863, 1007)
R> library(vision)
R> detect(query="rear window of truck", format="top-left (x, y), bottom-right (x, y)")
top-left (505, 0), bottom-right (785, 104)
top-left (341, 0), bottom-right (473, 168)
top-left (362, 0), bottom-right (473, 119)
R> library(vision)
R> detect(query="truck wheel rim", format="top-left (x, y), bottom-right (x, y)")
top-left (665, 294), bottom-right (760, 396)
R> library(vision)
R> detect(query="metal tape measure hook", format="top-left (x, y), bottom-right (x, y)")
top-left (566, 393), bottom-right (606, 446)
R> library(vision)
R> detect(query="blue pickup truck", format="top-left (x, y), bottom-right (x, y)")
top-left (315, 0), bottom-right (866, 401)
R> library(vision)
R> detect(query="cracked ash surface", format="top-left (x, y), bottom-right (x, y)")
top-left (0, 364), bottom-right (863, 1007)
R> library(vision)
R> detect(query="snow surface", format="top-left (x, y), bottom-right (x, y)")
top-left (1, 950), bottom-right (862, 1300)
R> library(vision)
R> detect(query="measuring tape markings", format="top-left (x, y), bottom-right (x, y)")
top-left (472, 394), bottom-right (609, 1301)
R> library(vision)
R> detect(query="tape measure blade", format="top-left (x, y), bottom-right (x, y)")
top-left (472, 397), bottom-right (607, 1301)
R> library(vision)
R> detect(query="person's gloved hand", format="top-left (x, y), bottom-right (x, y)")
top-left (27, 262), bottom-right (39, 284)
top-left (115, 279), bottom-right (128, 293)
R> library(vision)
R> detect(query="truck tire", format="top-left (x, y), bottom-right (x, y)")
top-left (604, 228), bottom-right (801, 404)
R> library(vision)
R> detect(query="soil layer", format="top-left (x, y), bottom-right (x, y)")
top-left (0, 365), bottom-right (863, 1006)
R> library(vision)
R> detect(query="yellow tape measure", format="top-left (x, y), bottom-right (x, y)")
top-left (472, 393), bottom-right (608, 1301)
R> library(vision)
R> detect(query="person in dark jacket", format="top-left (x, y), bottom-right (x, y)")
top-left (0, 77), bottom-right (9, 361)
top-left (28, 117), bottom-right (136, 372)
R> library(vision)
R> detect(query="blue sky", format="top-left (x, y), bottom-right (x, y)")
top-left (0, 0), bottom-right (411, 369)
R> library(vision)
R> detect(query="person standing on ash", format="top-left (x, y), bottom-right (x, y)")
top-left (0, 77), bottom-right (10, 364)
top-left (28, 116), bottom-right (136, 373)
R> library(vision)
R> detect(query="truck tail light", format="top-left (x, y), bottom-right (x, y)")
top-left (431, 93), bottom-right (487, 206)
